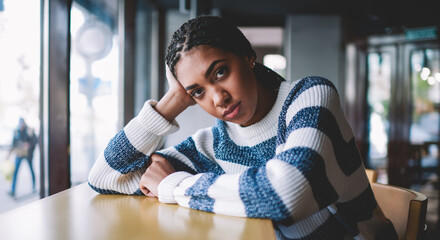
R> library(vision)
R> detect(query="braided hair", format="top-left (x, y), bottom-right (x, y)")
top-left (165, 16), bottom-right (284, 90)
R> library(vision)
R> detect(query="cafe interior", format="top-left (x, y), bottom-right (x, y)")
top-left (0, 0), bottom-right (439, 239)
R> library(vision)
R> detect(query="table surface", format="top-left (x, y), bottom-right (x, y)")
top-left (0, 183), bottom-right (275, 240)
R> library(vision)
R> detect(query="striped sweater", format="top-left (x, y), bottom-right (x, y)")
top-left (88, 76), bottom-right (396, 239)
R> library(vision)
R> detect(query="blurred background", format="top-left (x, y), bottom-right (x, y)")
top-left (0, 0), bottom-right (439, 238)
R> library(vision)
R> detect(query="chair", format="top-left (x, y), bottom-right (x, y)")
top-left (371, 182), bottom-right (428, 240)
top-left (365, 168), bottom-right (378, 183)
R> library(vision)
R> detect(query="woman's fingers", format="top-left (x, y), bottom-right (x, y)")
top-left (139, 173), bottom-right (154, 197)
top-left (139, 169), bottom-right (159, 197)
top-left (139, 184), bottom-right (152, 196)
top-left (139, 183), bottom-right (157, 197)
top-left (139, 154), bottom-right (176, 197)
top-left (165, 64), bottom-right (181, 90)
top-left (145, 192), bottom-right (156, 197)
top-left (165, 64), bottom-right (196, 106)
top-left (165, 64), bottom-right (175, 82)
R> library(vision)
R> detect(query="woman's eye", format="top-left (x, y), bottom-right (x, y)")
top-left (191, 89), bottom-right (204, 98)
top-left (215, 66), bottom-right (226, 79)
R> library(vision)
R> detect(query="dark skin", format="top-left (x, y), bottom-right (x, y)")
top-left (139, 46), bottom-right (278, 197)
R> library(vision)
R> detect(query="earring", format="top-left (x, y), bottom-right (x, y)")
top-left (252, 62), bottom-right (256, 68)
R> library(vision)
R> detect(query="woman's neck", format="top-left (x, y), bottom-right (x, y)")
top-left (240, 83), bottom-right (278, 127)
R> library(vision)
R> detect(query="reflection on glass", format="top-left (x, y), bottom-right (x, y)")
top-left (0, 0), bottom-right (40, 211)
top-left (410, 49), bottom-right (440, 144)
top-left (367, 52), bottom-right (391, 168)
top-left (70, 1), bottom-right (120, 184)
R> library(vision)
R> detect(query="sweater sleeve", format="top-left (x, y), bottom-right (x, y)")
top-left (88, 100), bottom-right (180, 195)
top-left (157, 76), bottom-right (373, 223)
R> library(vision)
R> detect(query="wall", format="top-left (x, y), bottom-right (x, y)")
top-left (284, 15), bottom-right (345, 103)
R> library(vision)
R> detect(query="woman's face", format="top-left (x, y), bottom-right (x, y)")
top-left (175, 45), bottom-right (263, 127)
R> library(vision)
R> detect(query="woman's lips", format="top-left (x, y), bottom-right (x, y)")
top-left (223, 102), bottom-right (241, 119)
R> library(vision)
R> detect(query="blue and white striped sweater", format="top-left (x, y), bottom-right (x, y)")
top-left (88, 76), bottom-right (392, 239)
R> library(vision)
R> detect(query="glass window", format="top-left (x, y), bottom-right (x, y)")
top-left (410, 49), bottom-right (440, 144)
top-left (70, 0), bottom-right (154, 185)
top-left (367, 52), bottom-right (392, 169)
top-left (70, 0), bottom-right (120, 185)
top-left (409, 49), bottom-right (440, 174)
top-left (0, 0), bottom-right (41, 212)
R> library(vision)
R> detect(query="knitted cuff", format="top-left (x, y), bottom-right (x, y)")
top-left (136, 100), bottom-right (180, 136)
top-left (158, 171), bottom-right (193, 203)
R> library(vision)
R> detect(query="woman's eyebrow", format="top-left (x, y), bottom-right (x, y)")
top-left (204, 59), bottom-right (226, 78)
top-left (185, 59), bottom-right (226, 91)
top-left (185, 84), bottom-right (199, 91)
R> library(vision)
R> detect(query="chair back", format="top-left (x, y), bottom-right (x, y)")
top-left (365, 169), bottom-right (378, 183)
top-left (371, 183), bottom-right (427, 240)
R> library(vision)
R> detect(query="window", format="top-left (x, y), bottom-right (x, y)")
top-left (367, 52), bottom-right (392, 169)
top-left (409, 48), bottom-right (440, 175)
top-left (410, 49), bottom-right (440, 144)
top-left (0, 0), bottom-right (41, 212)
top-left (70, 0), bottom-right (120, 185)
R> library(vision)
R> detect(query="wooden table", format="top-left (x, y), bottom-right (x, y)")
top-left (0, 183), bottom-right (275, 240)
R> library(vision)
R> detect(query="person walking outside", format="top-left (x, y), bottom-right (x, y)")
top-left (6, 117), bottom-right (37, 198)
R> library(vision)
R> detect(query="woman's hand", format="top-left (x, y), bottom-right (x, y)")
top-left (154, 65), bottom-right (196, 122)
top-left (139, 153), bottom-right (176, 197)
top-left (165, 65), bottom-right (196, 106)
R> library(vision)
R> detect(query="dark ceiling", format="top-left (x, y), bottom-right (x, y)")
top-left (156, 0), bottom-right (440, 38)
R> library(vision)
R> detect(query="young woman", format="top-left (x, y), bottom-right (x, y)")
top-left (88, 16), bottom-right (397, 239)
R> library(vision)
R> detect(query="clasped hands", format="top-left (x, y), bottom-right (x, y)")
top-left (139, 153), bottom-right (175, 197)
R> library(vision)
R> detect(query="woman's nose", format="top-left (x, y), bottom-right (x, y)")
top-left (212, 87), bottom-right (230, 108)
